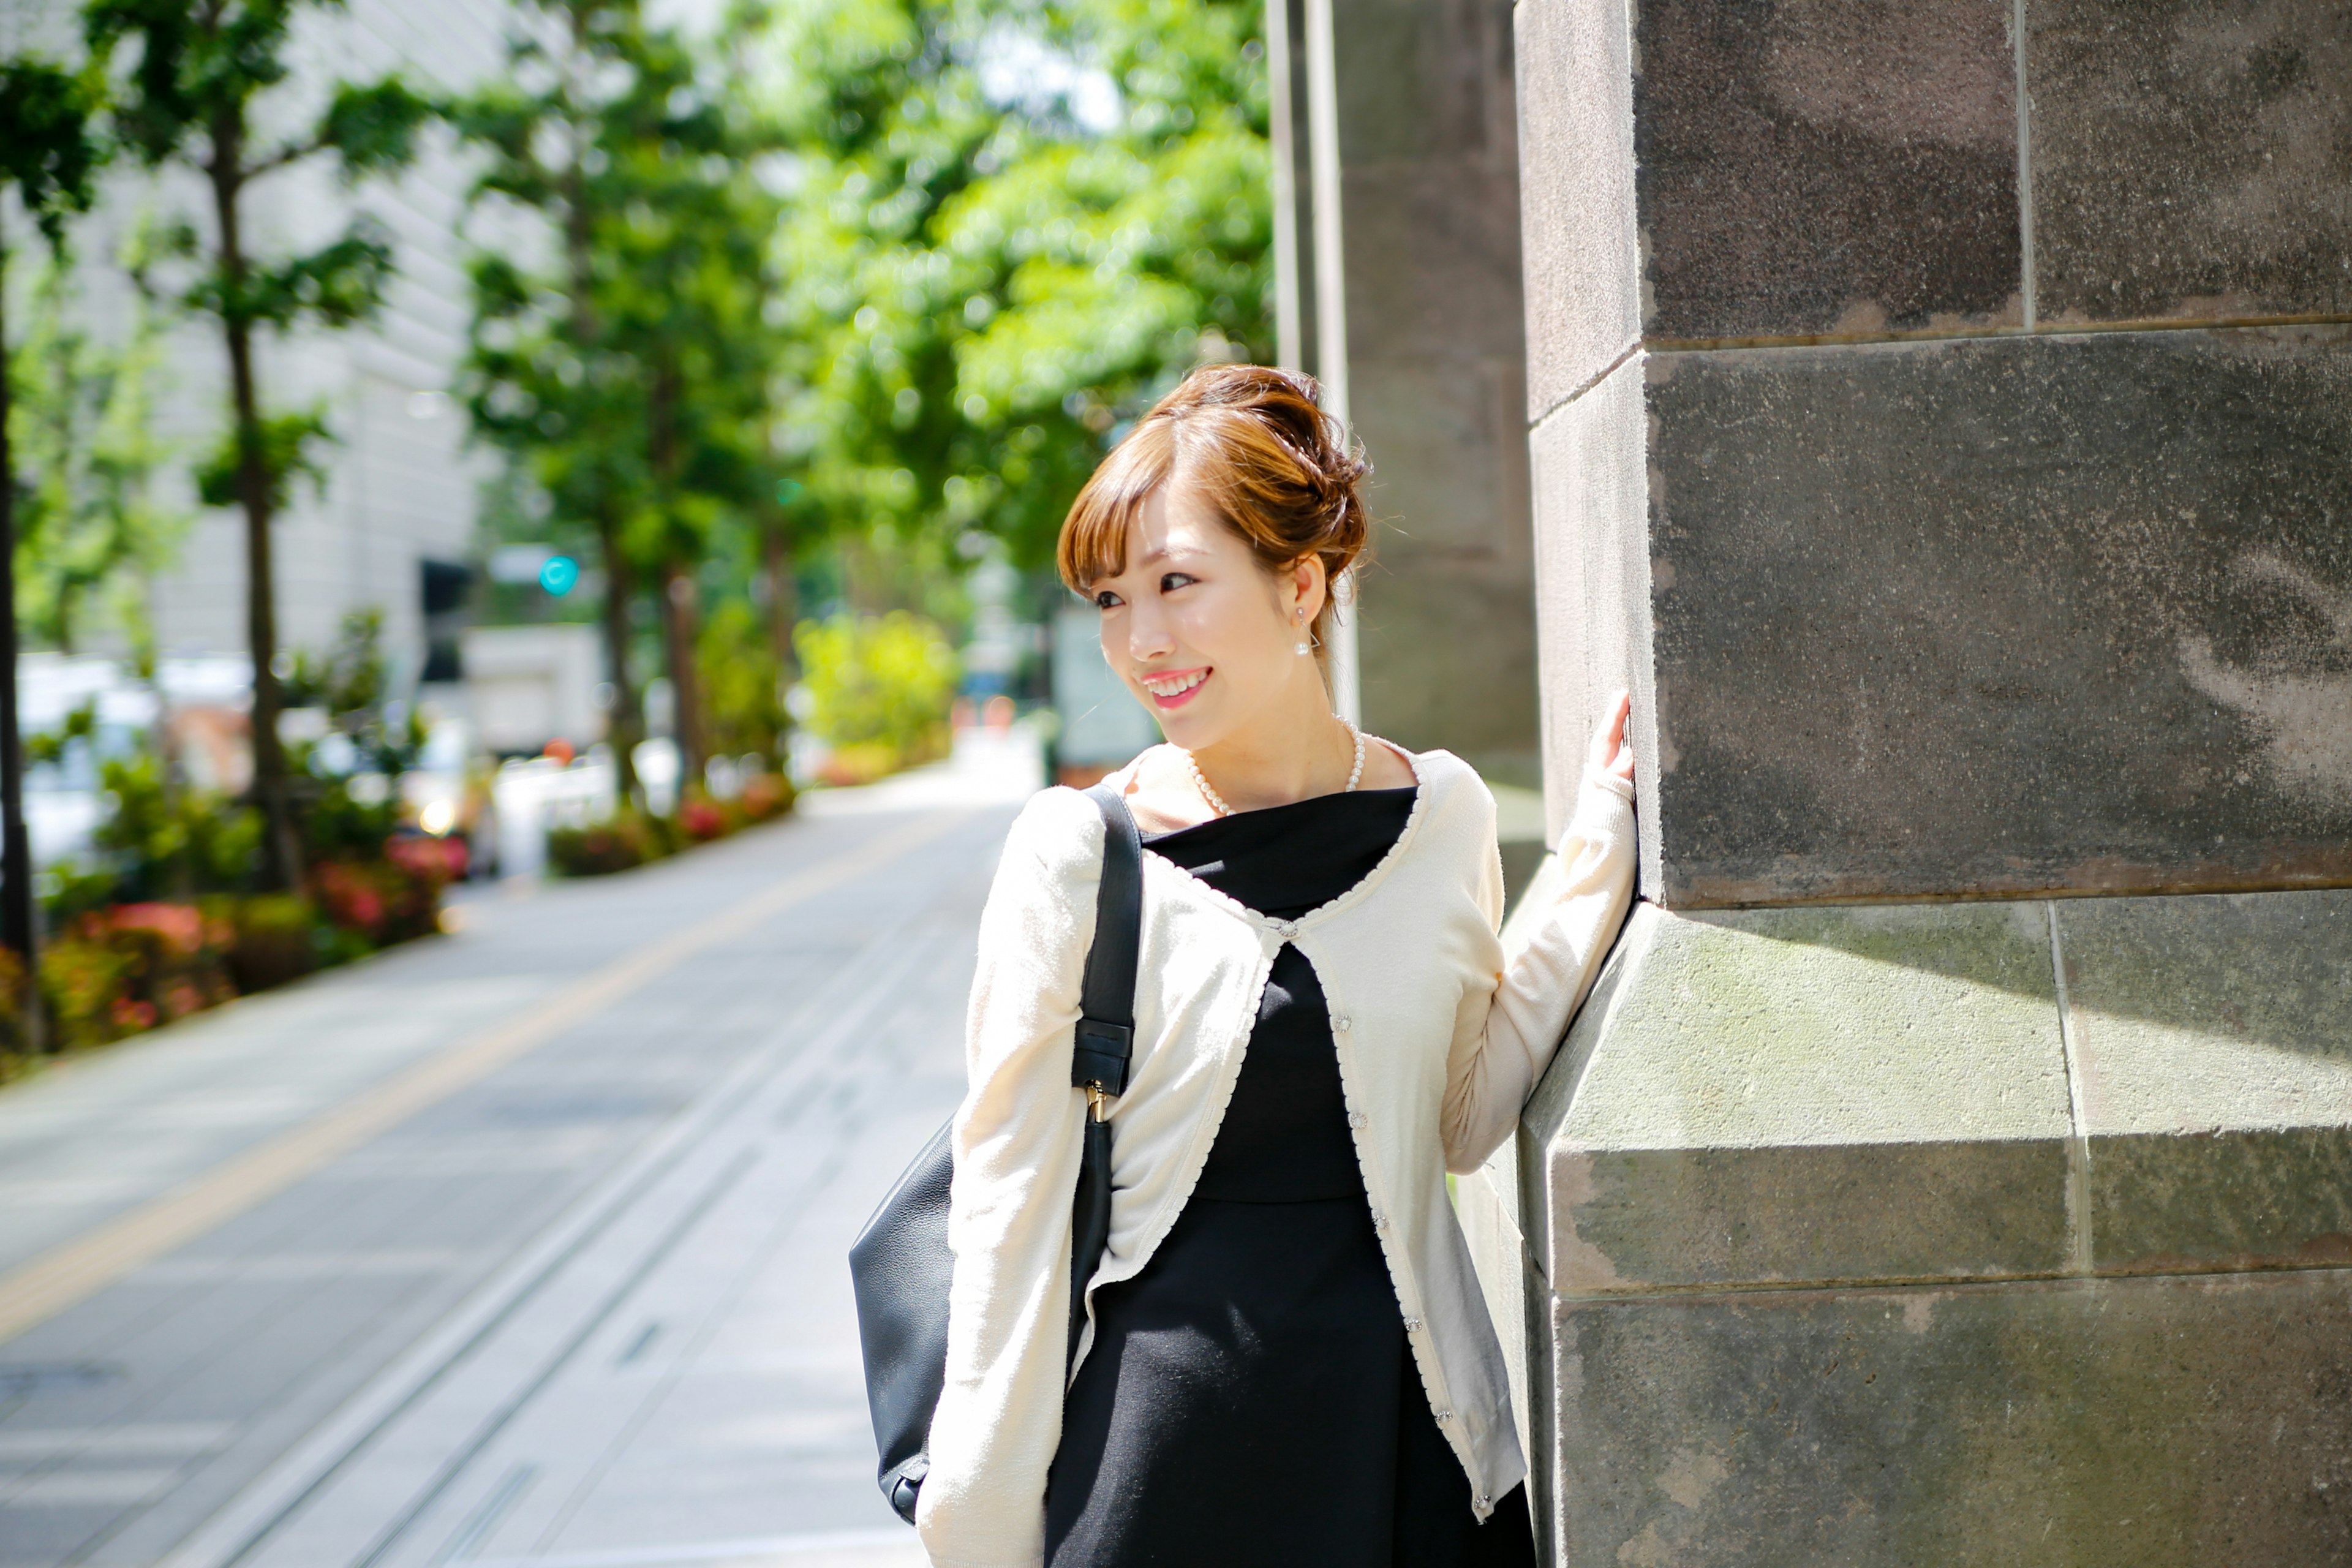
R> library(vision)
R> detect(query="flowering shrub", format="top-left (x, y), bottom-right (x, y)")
top-left (42, 902), bottom-right (235, 1050)
top-left (222, 894), bottom-right (318, 993)
top-left (312, 834), bottom-right (466, 951)
top-left (546, 774), bottom-right (793, 878)
top-left (737, 772), bottom-right (794, 822)
top-left (547, 811), bottom-right (672, 876)
top-left (679, 797), bottom-right (729, 842)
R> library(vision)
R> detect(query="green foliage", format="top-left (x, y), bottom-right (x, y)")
top-left (699, 598), bottom-right (787, 760)
top-left (0, 56), bottom-right (104, 247)
top-left (85, 4), bottom-right (424, 334)
top-left (31, 707), bottom-right (265, 918)
top-left (85, 1), bottom-right (432, 178)
top-left (281, 609), bottom-right (428, 861)
top-left (85, 0), bottom-right (434, 885)
top-left (86, 754), bottom-right (264, 903)
top-left (194, 407), bottom-right (330, 512)
top-left (448, 1), bottom-right (794, 788)
top-left (318, 77), bottom-right (438, 181)
top-left (761, 0), bottom-right (1272, 567)
top-left (546, 810), bottom-right (674, 877)
top-left (219, 893), bottom-right (317, 992)
top-left (7, 233), bottom-right (189, 653)
top-left (41, 902), bottom-right (235, 1049)
top-left (796, 610), bottom-right (959, 756)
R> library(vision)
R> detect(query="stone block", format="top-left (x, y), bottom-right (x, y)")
top-left (1343, 164), bottom-right (1528, 364)
top-left (1632, 0), bottom-right (2024, 343)
top-left (1642, 325), bottom-right (2352, 905)
top-left (1547, 1270), bottom-right (2352, 1567)
top-left (1513, 0), bottom-right (1640, 418)
top-left (2029, 0), bottom-right (2352, 325)
top-left (1357, 560), bottom-right (1542, 786)
top-left (1332, 0), bottom-right (1540, 775)
top-left (1526, 355), bottom-right (1655, 855)
top-left (1520, 902), bottom-right (2073, 1295)
top-left (2056, 888), bottom-right (2352, 1275)
top-left (1336, 0), bottom-right (1517, 168)
top-left (1351, 350), bottom-right (1529, 557)
top-left (1482, 886), bottom-right (2352, 1566)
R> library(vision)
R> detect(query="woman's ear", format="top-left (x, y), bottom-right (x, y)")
top-left (1289, 556), bottom-right (1327, 624)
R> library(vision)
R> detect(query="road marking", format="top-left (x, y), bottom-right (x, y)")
top-left (0, 810), bottom-right (968, 1348)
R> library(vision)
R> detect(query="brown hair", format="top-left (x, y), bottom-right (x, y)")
top-left (1055, 364), bottom-right (1370, 646)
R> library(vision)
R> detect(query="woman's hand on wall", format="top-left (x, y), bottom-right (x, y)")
top-left (1588, 691), bottom-right (1635, 788)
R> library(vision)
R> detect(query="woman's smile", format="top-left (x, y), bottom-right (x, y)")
top-left (1141, 666), bottom-right (1212, 709)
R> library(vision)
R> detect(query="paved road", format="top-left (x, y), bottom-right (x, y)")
top-left (0, 736), bottom-right (1036, 1568)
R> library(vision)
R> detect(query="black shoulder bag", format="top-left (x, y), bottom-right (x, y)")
top-left (847, 783), bottom-right (1142, 1525)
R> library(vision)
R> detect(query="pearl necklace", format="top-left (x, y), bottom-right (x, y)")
top-left (1187, 718), bottom-right (1365, 820)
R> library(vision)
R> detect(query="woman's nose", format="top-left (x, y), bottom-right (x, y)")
top-left (1128, 605), bottom-right (1175, 662)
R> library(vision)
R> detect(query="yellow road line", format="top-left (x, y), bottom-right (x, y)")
top-left (0, 809), bottom-right (968, 1347)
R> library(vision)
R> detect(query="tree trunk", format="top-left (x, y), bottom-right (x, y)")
top-left (762, 510), bottom-right (796, 682)
top-left (761, 510), bottom-right (795, 775)
top-left (560, 21), bottom-right (632, 805)
top-left (645, 353), bottom-right (703, 793)
top-left (660, 562), bottom-right (704, 793)
top-left (210, 126), bottom-right (302, 892)
top-left (0, 238), bottom-right (46, 1052)
top-left (597, 510), bottom-right (641, 806)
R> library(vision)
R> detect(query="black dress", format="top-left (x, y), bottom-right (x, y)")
top-left (1044, 788), bottom-right (1536, 1567)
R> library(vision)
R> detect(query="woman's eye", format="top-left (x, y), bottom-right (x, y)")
top-left (1159, 572), bottom-right (1197, 594)
top-left (1093, 589), bottom-right (1123, 609)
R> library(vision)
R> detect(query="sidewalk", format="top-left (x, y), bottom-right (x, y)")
top-left (0, 729), bottom-right (1041, 1568)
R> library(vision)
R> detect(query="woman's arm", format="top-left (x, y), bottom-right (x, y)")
top-left (1440, 698), bottom-right (1637, 1172)
top-left (916, 791), bottom-right (1100, 1568)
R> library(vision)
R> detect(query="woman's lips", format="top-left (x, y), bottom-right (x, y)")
top-left (1142, 667), bottom-right (1210, 710)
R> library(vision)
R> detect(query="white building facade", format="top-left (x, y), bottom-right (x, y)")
top-left (3, 0), bottom-right (534, 682)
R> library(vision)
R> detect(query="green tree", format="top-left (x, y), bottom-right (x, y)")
top-left (795, 609), bottom-right (958, 760)
top-left (10, 225), bottom-right (187, 656)
top-left (763, 0), bottom-right (1271, 568)
top-left (451, 0), bottom-right (655, 802)
top-left (84, 0), bottom-right (432, 891)
top-left (453, 0), bottom-right (785, 799)
top-left (0, 51), bottom-right (104, 1027)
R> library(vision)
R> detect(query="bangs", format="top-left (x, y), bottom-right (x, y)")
top-left (1055, 419), bottom-right (1177, 590)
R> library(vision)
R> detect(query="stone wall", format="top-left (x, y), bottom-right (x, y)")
top-left (1322, 0), bottom-right (1544, 785)
top-left (1484, 0), bottom-right (2352, 1559)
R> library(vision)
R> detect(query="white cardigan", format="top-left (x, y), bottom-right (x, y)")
top-left (917, 746), bottom-right (1635, 1568)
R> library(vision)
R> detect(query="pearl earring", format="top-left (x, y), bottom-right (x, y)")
top-left (1294, 608), bottom-right (1311, 657)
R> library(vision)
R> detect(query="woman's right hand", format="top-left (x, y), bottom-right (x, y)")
top-left (1586, 691), bottom-right (1635, 788)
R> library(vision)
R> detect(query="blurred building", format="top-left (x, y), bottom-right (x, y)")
top-left (1, 0), bottom-right (531, 687)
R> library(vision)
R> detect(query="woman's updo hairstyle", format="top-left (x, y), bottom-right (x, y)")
top-left (1056, 363), bottom-right (1370, 649)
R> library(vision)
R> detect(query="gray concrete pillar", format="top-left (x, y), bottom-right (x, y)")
top-left (1466, 0), bottom-right (2352, 1560)
top-left (1296, 0), bottom-right (1542, 785)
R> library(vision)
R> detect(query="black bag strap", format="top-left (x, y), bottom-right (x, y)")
top-left (1073, 782), bottom-right (1142, 1098)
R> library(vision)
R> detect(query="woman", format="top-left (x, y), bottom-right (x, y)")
top-left (919, 364), bottom-right (1635, 1568)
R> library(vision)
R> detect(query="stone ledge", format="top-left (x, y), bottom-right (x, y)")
top-left (1484, 885), bottom-right (2352, 1297)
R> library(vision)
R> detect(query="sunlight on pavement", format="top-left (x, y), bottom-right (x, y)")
top-left (797, 722), bottom-right (1049, 818)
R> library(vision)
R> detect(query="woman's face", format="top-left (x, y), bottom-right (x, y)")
top-left (1088, 483), bottom-right (1324, 752)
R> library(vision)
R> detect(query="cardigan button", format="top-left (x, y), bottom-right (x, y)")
top-left (1403, 1316), bottom-right (1422, 1332)
top-left (1333, 1016), bottom-right (1352, 1031)
top-left (1477, 1494), bottom-right (1491, 1510)
top-left (1348, 1111), bottom-right (1367, 1129)
top-left (1436, 1409), bottom-right (1453, 1423)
